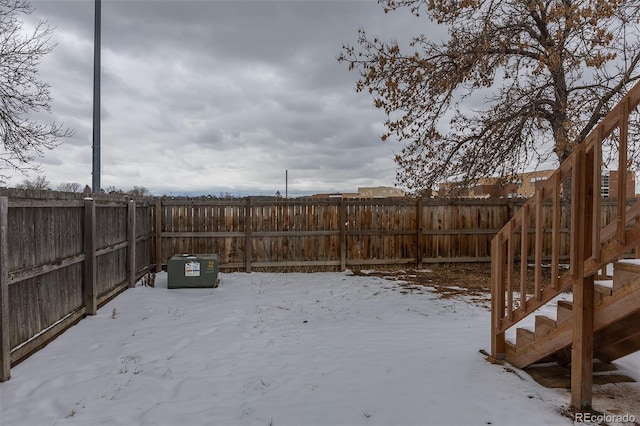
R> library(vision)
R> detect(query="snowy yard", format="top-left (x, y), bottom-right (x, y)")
top-left (1, 270), bottom-right (638, 425)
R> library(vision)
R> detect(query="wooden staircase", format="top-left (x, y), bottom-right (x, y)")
top-left (505, 259), bottom-right (640, 368)
top-left (490, 80), bottom-right (640, 409)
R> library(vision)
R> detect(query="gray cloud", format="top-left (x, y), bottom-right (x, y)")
top-left (4, 0), bottom-right (434, 195)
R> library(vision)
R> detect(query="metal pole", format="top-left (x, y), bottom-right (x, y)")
top-left (92, 0), bottom-right (101, 194)
top-left (286, 169), bottom-right (288, 199)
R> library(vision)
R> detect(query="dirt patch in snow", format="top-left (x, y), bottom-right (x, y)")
top-left (354, 262), bottom-right (560, 307)
top-left (353, 263), bottom-right (494, 306)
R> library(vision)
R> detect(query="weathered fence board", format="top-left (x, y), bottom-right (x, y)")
top-left (0, 189), bottom-right (153, 381)
top-left (153, 197), bottom-right (604, 271)
top-left (9, 265), bottom-right (83, 357)
top-left (420, 202), bottom-right (512, 262)
top-left (1, 196), bottom-right (10, 381)
top-left (136, 204), bottom-right (152, 276)
top-left (346, 199), bottom-right (417, 267)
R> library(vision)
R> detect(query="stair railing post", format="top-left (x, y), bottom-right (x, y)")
top-left (570, 147), bottom-right (595, 410)
top-left (616, 98), bottom-right (630, 245)
top-left (591, 127), bottom-right (602, 262)
top-left (491, 233), bottom-right (506, 359)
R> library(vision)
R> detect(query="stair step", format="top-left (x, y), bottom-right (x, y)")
top-left (506, 271), bottom-right (640, 368)
top-left (535, 315), bottom-right (557, 337)
top-left (594, 280), bottom-right (613, 296)
top-left (613, 259), bottom-right (640, 291)
top-left (556, 300), bottom-right (573, 324)
top-left (616, 258), bottom-right (640, 268)
top-left (516, 328), bottom-right (535, 346)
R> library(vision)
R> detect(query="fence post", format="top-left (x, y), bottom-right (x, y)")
top-left (155, 200), bottom-right (162, 270)
top-left (245, 198), bottom-right (252, 273)
top-left (416, 198), bottom-right (423, 269)
top-left (340, 199), bottom-right (346, 271)
top-left (83, 198), bottom-right (97, 315)
top-left (0, 196), bottom-right (10, 381)
top-left (128, 200), bottom-right (136, 288)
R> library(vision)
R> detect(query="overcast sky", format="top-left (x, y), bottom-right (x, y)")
top-left (4, 0), bottom-right (438, 196)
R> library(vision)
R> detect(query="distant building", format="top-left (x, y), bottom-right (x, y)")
top-left (605, 170), bottom-right (636, 199)
top-left (356, 186), bottom-right (405, 198)
top-left (312, 186), bottom-right (405, 199)
top-left (311, 193), bottom-right (357, 199)
top-left (438, 176), bottom-right (524, 199)
top-left (438, 169), bottom-right (636, 199)
top-left (516, 170), bottom-right (556, 197)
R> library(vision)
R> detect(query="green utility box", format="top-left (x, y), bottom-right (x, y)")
top-left (167, 254), bottom-right (219, 289)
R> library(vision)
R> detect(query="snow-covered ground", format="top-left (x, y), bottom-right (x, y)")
top-left (1, 271), bottom-right (638, 426)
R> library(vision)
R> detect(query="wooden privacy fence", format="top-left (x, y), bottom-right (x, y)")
top-left (0, 192), bottom-right (630, 381)
top-left (154, 197), bottom-right (628, 271)
top-left (0, 189), bottom-right (152, 381)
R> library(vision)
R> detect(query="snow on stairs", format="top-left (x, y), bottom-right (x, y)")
top-left (505, 259), bottom-right (640, 369)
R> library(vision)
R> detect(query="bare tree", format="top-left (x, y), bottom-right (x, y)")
top-left (0, 0), bottom-right (73, 180)
top-left (339, 0), bottom-right (640, 194)
top-left (16, 174), bottom-right (49, 190)
top-left (128, 186), bottom-right (149, 197)
top-left (56, 182), bottom-right (81, 192)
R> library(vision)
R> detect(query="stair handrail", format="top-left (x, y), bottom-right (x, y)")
top-left (491, 81), bottom-right (640, 359)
